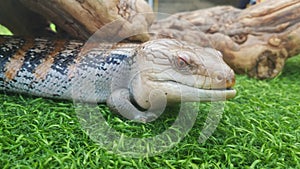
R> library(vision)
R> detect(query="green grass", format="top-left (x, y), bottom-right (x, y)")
top-left (0, 26), bottom-right (299, 168)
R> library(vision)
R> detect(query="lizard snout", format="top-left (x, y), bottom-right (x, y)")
top-left (212, 69), bottom-right (235, 89)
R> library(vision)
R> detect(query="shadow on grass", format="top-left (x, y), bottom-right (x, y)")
top-left (279, 55), bottom-right (300, 79)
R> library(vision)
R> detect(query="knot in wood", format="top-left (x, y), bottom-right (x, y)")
top-left (231, 34), bottom-right (247, 44)
top-left (268, 37), bottom-right (281, 47)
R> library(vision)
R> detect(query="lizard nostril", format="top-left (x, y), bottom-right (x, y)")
top-left (216, 74), bottom-right (223, 81)
top-left (214, 70), bottom-right (236, 88)
top-left (215, 73), bottom-right (224, 82)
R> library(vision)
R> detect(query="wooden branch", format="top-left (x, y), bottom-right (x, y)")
top-left (19, 0), bottom-right (154, 42)
top-left (151, 0), bottom-right (300, 79)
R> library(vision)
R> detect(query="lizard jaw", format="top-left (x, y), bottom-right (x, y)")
top-left (155, 80), bottom-right (236, 102)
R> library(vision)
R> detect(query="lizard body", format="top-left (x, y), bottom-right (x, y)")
top-left (0, 36), bottom-right (236, 122)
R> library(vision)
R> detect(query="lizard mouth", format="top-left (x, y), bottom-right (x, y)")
top-left (178, 83), bottom-right (236, 101)
top-left (157, 80), bottom-right (236, 102)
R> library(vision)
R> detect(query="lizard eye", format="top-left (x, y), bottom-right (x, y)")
top-left (176, 55), bottom-right (189, 68)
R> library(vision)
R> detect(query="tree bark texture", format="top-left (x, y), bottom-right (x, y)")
top-left (151, 0), bottom-right (300, 79)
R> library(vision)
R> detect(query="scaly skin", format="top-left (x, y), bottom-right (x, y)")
top-left (0, 36), bottom-right (236, 122)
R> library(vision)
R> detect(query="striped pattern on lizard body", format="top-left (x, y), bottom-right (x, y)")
top-left (0, 36), bottom-right (136, 102)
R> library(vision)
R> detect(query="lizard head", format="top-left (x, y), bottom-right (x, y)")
top-left (130, 39), bottom-right (236, 109)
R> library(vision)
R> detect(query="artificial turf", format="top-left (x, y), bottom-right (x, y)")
top-left (0, 27), bottom-right (299, 168)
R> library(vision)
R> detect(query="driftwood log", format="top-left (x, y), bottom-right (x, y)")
top-left (0, 0), bottom-right (300, 79)
top-left (151, 0), bottom-right (300, 79)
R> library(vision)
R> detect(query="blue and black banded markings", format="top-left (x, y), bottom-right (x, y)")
top-left (50, 40), bottom-right (84, 76)
top-left (20, 38), bottom-right (53, 74)
top-left (0, 36), bottom-right (25, 75)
